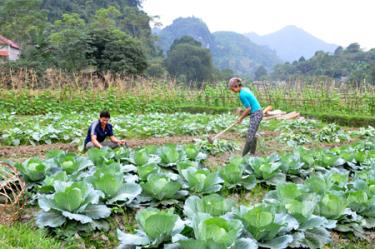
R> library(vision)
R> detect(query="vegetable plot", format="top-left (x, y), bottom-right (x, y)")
top-left (1, 113), bottom-right (361, 147)
top-left (10, 135), bottom-right (375, 248)
top-left (0, 113), bottom-right (242, 146)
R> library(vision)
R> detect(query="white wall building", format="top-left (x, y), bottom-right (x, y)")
top-left (0, 35), bottom-right (20, 61)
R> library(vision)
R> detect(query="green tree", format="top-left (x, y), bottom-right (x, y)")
top-left (254, 66), bottom-right (268, 80)
top-left (41, 0), bottom-right (155, 56)
top-left (41, 0), bottom-right (142, 22)
top-left (49, 13), bottom-right (91, 71)
top-left (334, 46), bottom-right (344, 56)
top-left (145, 57), bottom-right (167, 77)
top-left (84, 7), bottom-right (147, 75)
top-left (213, 68), bottom-right (234, 82)
top-left (298, 56), bottom-right (306, 62)
top-left (368, 63), bottom-right (375, 84)
top-left (346, 43), bottom-right (361, 53)
top-left (271, 42), bottom-right (375, 84)
top-left (0, 0), bottom-right (54, 71)
top-left (0, 0), bottom-right (47, 46)
top-left (165, 36), bottom-right (213, 85)
top-left (87, 29), bottom-right (147, 75)
top-left (90, 6), bottom-right (122, 32)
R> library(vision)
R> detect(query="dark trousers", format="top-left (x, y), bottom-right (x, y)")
top-left (242, 110), bottom-right (263, 156)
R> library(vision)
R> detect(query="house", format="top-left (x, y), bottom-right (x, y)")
top-left (0, 35), bottom-right (20, 61)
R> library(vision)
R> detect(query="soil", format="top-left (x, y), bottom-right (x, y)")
top-left (0, 133), bottom-right (243, 160)
top-left (204, 130), bottom-right (283, 169)
top-left (0, 128), bottom-right (347, 161)
top-left (205, 151), bottom-right (241, 169)
top-left (0, 143), bottom-right (76, 160)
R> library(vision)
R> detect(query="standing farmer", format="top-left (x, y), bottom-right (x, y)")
top-left (228, 77), bottom-right (263, 156)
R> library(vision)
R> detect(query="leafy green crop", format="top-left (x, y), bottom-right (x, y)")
top-left (16, 158), bottom-right (48, 182)
top-left (219, 156), bottom-right (256, 190)
top-left (247, 156), bottom-right (285, 185)
top-left (238, 204), bottom-right (287, 241)
top-left (0, 112), bottom-right (245, 146)
top-left (317, 192), bottom-right (347, 220)
top-left (181, 167), bottom-right (223, 194)
top-left (159, 145), bottom-right (180, 166)
top-left (141, 174), bottom-right (183, 201)
top-left (36, 181), bottom-right (111, 228)
top-left (195, 139), bottom-right (240, 155)
top-left (184, 144), bottom-right (200, 161)
top-left (117, 208), bottom-right (184, 248)
top-left (89, 163), bottom-right (141, 205)
top-left (134, 149), bottom-right (150, 166)
top-left (10, 132), bottom-right (375, 246)
top-left (179, 215), bottom-right (247, 249)
top-left (314, 124), bottom-right (350, 143)
top-left (184, 194), bottom-right (235, 218)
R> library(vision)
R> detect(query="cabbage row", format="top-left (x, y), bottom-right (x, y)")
top-left (276, 119), bottom-right (374, 146)
top-left (13, 138), bottom-right (375, 248)
top-left (3, 112), bottom-right (372, 147)
top-left (1, 113), bottom-right (239, 146)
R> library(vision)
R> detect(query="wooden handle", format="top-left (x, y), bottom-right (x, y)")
top-left (263, 105), bottom-right (272, 114)
top-left (212, 122), bottom-right (237, 140)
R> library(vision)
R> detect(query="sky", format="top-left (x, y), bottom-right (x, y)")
top-left (142, 0), bottom-right (375, 50)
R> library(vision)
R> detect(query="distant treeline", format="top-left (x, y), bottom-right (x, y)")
top-left (0, 1), bottom-right (232, 85)
top-left (0, 0), bottom-right (156, 75)
top-left (271, 43), bottom-right (375, 84)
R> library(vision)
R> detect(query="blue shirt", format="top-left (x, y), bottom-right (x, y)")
top-left (239, 87), bottom-right (261, 113)
top-left (84, 120), bottom-right (114, 145)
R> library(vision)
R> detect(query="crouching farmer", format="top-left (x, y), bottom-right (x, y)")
top-left (84, 111), bottom-right (127, 150)
top-left (228, 77), bottom-right (263, 156)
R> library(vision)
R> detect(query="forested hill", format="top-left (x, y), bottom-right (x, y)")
top-left (157, 17), bottom-right (215, 53)
top-left (271, 43), bottom-right (375, 83)
top-left (41, 0), bottom-right (142, 22)
top-left (212, 31), bottom-right (281, 77)
top-left (0, 0), bottom-right (158, 75)
top-left (157, 17), bottom-right (282, 77)
top-left (41, 0), bottom-right (152, 44)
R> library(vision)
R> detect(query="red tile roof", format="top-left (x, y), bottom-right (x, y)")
top-left (0, 50), bottom-right (9, 57)
top-left (0, 35), bottom-right (20, 49)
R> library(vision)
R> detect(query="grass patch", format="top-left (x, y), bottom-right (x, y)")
top-left (50, 208), bottom-right (137, 249)
top-left (331, 238), bottom-right (374, 249)
top-left (298, 112), bottom-right (375, 127)
top-left (0, 223), bottom-right (62, 249)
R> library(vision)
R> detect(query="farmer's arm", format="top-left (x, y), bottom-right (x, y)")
top-left (91, 135), bottom-right (103, 148)
top-left (109, 135), bottom-right (126, 145)
top-left (237, 107), bottom-right (251, 124)
top-left (108, 125), bottom-right (126, 145)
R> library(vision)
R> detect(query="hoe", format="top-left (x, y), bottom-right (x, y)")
top-left (208, 122), bottom-right (237, 143)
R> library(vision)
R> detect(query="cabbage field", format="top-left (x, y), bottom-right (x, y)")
top-left (1, 113), bottom-right (375, 249)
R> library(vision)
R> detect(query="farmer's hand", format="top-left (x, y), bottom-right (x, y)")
top-left (234, 108), bottom-right (242, 116)
top-left (118, 140), bottom-right (127, 145)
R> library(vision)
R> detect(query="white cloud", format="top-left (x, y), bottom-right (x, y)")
top-left (142, 0), bottom-right (375, 49)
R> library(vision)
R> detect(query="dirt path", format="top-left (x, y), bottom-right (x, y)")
top-left (0, 133), bottom-right (248, 160)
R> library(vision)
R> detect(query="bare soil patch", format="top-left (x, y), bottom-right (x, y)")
top-left (0, 143), bottom-right (76, 160)
top-left (205, 151), bottom-right (241, 169)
